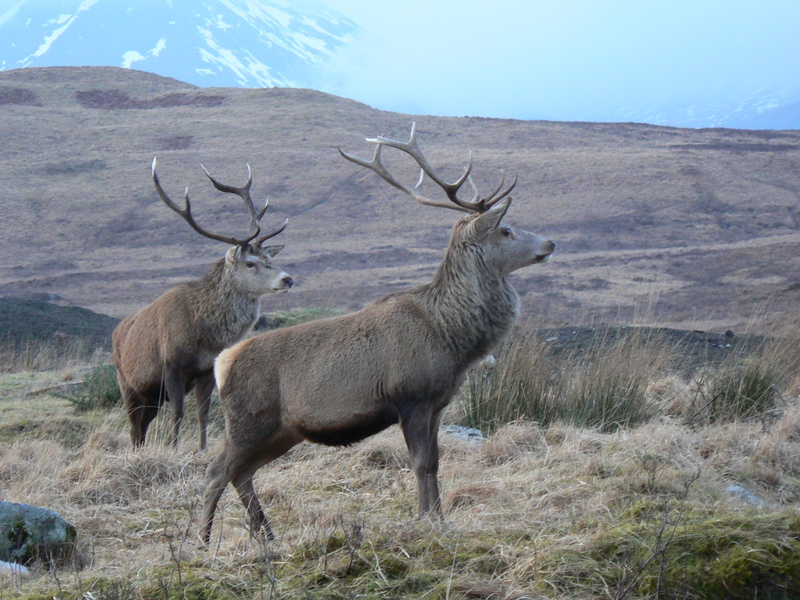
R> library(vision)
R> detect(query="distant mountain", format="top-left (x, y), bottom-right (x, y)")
top-left (607, 87), bottom-right (800, 130)
top-left (0, 0), bottom-right (356, 89)
top-left (0, 1), bottom-right (797, 130)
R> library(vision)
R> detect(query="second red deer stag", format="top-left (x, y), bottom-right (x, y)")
top-left (112, 159), bottom-right (293, 451)
top-left (201, 124), bottom-right (555, 544)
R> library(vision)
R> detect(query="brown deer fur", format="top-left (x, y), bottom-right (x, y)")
top-left (202, 152), bottom-right (555, 544)
top-left (112, 161), bottom-right (292, 451)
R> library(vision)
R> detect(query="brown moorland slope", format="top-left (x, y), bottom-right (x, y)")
top-left (1, 66), bottom-right (799, 330)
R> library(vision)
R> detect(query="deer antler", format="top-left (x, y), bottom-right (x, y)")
top-left (254, 218), bottom-right (288, 247)
top-left (200, 163), bottom-right (267, 230)
top-left (338, 122), bottom-right (516, 214)
top-left (200, 162), bottom-right (288, 247)
top-left (152, 158), bottom-right (287, 247)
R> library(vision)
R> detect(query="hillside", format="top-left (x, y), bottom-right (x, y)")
top-left (0, 296), bottom-right (117, 349)
top-left (1, 66), bottom-right (800, 331)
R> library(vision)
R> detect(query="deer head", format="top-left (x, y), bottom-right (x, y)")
top-left (152, 158), bottom-right (293, 294)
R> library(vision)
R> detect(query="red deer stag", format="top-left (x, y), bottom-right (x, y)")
top-left (201, 124), bottom-right (554, 544)
top-left (112, 159), bottom-right (292, 451)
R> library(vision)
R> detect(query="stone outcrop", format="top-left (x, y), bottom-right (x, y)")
top-left (0, 501), bottom-right (77, 564)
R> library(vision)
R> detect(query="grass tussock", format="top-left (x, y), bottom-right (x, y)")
top-left (0, 336), bottom-right (100, 374)
top-left (55, 363), bottom-right (121, 413)
top-left (1, 317), bottom-right (800, 599)
top-left (673, 335), bottom-right (800, 426)
top-left (460, 326), bottom-right (676, 434)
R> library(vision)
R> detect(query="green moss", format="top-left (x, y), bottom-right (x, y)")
top-left (542, 508), bottom-right (800, 599)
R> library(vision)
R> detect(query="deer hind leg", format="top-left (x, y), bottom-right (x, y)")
top-left (400, 405), bottom-right (444, 518)
top-left (202, 450), bottom-right (271, 546)
top-left (201, 428), bottom-right (301, 546)
top-left (194, 371), bottom-right (216, 452)
top-left (202, 448), bottom-right (232, 546)
top-left (233, 470), bottom-right (273, 541)
top-left (138, 402), bottom-right (160, 446)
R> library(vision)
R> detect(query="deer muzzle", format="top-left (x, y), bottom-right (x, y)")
top-left (272, 273), bottom-right (294, 292)
top-left (534, 240), bottom-right (556, 263)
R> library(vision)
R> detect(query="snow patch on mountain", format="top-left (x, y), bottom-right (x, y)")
top-left (0, 0), bottom-right (357, 91)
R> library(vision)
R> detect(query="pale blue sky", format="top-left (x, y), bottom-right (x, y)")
top-left (2, 0), bottom-right (798, 123)
top-left (319, 0), bottom-right (800, 122)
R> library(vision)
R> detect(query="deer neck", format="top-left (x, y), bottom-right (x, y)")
top-left (423, 239), bottom-right (519, 366)
top-left (193, 260), bottom-right (260, 347)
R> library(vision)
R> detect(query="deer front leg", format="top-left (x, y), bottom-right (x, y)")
top-left (195, 371), bottom-right (216, 451)
top-left (164, 368), bottom-right (186, 448)
top-left (400, 405), bottom-right (444, 518)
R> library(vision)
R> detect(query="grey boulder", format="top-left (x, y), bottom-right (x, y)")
top-left (0, 501), bottom-right (77, 564)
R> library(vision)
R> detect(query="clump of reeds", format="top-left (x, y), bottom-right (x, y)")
top-left (459, 319), bottom-right (800, 436)
top-left (459, 326), bottom-right (676, 433)
top-left (664, 328), bottom-right (800, 426)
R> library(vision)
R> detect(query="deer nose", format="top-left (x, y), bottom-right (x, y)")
top-left (282, 276), bottom-right (294, 289)
top-left (544, 241), bottom-right (555, 254)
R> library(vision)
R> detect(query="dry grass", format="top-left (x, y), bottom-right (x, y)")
top-left (1, 320), bottom-right (800, 598)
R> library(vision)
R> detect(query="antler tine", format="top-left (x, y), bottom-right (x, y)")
top-left (200, 163), bottom-right (268, 231)
top-left (481, 171), bottom-right (518, 211)
top-left (153, 158), bottom-right (260, 246)
top-left (369, 123), bottom-right (483, 213)
top-left (338, 143), bottom-right (469, 213)
top-left (254, 218), bottom-right (289, 247)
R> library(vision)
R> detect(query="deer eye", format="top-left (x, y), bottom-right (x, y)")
top-left (245, 261), bottom-right (257, 269)
top-left (500, 227), bottom-right (512, 237)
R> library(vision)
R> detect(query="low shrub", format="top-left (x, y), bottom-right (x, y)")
top-left (60, 363), bottom-right (121, 413)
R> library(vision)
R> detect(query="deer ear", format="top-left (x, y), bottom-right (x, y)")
top-left (473, 197), bottom-right (512, 237)
top-left (262, 244), bottom-right (284, 258)
top-left (225, 246), bottom-right (242, 265)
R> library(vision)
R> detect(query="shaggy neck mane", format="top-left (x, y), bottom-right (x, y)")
top-left (189, 258), bottom-right (260, 343)
top-left (418, 219), bottom-right (519, 366)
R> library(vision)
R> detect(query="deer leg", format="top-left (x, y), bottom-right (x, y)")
top-left (138, 402), bottom-right (160, 446)
top-left (400, 405), bottom-right (444, 518)
top-left (124, 399), bottom-right (145, 448)
top-left (123, 386), bottom-right (153, 448)
top-left (201, 450), bottom-right (273, 546)
top-left (233, 472), bottom-right (274, 541)
top-left (201, 429), bottom-right (300, 546)
top-left (119, 374), bottom-right (144, 447)
top-left (195, 371), bottom-right (215, 451)
top-left (164, 368), bottom-right (186, 448)
top-left (202, 447), bottom-right (232, 546)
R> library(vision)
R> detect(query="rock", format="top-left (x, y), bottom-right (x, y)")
top-left (441, 424), bottom-right (486, 442)
top-left (0, 560), bottom-right (30, 577)
top-left (726, 485), bottom-right (769, 508)
top-left (0, 501), bottom-right (77, 564)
